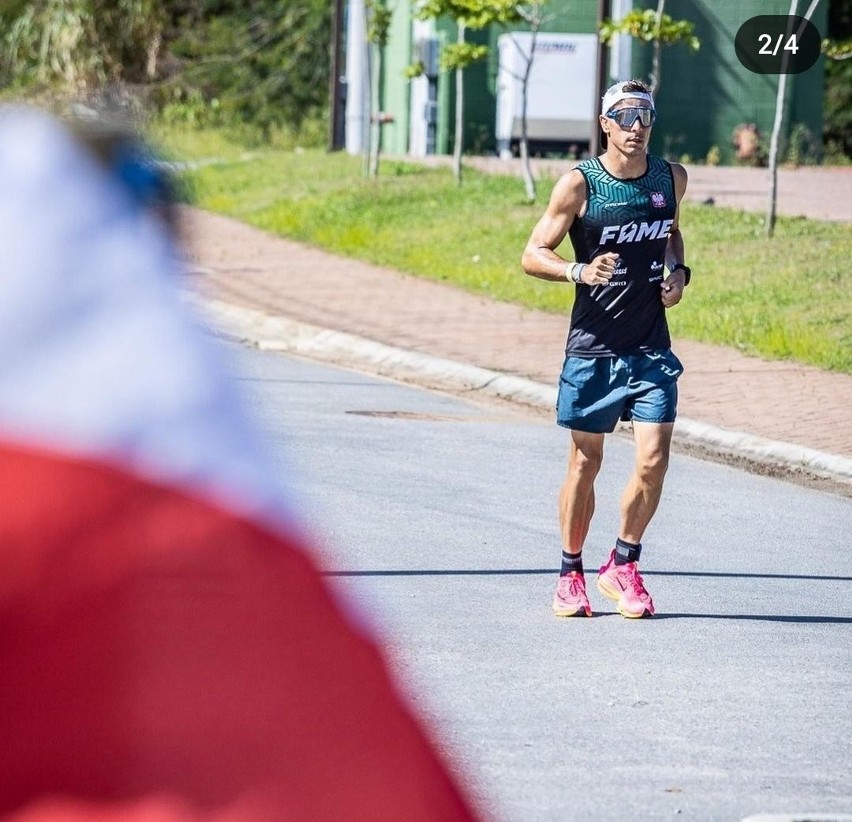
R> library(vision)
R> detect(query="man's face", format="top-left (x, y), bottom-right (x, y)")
top-left (600, 97), bottom-right (655, 155)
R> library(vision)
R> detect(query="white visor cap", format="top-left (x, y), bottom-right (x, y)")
top-left (601, 82), bottom-right (655, 114)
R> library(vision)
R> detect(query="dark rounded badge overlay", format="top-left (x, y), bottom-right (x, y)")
top-left (735, 15), bottom-right (821, 74)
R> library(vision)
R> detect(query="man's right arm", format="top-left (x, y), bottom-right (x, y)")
top-left (520, 169), bottom-right (585, 282)
top-left (521, 170), bottom-right (616, 286)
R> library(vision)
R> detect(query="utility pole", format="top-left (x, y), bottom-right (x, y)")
top-left (345, 0), bottom-right (369, 154)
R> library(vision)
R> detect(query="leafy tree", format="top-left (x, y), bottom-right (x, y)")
top-left (1, 0), bottom-right (163, 91)
top-left (366, 0), bottom-right (393, 177)
top-left (0, 0), bottom-right (332, 139)
top-left (501, 0), bottom-right (549, 201)
top-left (599, 2), bottom-right (699, 94)
top-left (165, 0), bottom-right (331, 134)
top-left (414, 0), bottom-right (519, 185)
top-left (765, 0), bottom-right (822, 237)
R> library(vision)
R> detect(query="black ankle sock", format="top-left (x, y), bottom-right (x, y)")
top-left (614, 538), bottom-right (642, 565)
top-left (560, 550), bottom-right (583, 576)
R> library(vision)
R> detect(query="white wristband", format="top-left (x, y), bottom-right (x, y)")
top-left (570, 263), bottom-right (585, 284)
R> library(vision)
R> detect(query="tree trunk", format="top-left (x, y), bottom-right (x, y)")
top-left (766, 0), bottom-right (814, 236)
top-left (519, 30), bottom-right (537, 202)
top-left (651, 0), bottom-right (665, 93)
top-left (362, 39), bottom-right (373, 177)
top-left (369, 48), bottom-right (382, 178)
top-left (765, 69), bottom-right (789, 238)
top-left (146, 31), bottom-right (160, 81)
top-left (453, 22), bottom-right (465, 186)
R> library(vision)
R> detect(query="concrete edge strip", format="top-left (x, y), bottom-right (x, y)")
top-left (196, 298), bottom-right (852, 483)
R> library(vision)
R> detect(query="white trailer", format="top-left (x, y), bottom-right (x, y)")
top-left (495, 32), bottom-right (598, 158)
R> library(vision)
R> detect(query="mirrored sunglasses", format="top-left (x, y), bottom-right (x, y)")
top-left (605, 107), bottom-right (656, 128)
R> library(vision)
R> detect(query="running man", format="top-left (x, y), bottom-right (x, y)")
top-left (521, 79), bottom-right (690, 619)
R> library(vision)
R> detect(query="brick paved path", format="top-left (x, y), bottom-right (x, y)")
top-left (182, 207), bottom-right (852, 460)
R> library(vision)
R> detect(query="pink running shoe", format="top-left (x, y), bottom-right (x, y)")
top-left (553, 571), bottom-right (592, 617)
top-left (597, 550), bottom-right (655, 618)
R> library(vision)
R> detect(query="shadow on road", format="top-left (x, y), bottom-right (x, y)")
top-left (651, 613), bottom-right (852, 623)
top-left (323, 568), bottom-right (852, 583)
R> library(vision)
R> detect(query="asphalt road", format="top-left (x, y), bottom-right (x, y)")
top-left (225, 342), bottom-right (852, 822)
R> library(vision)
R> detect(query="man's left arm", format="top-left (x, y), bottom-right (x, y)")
top-left (661, 163), bottom-right (689, 308)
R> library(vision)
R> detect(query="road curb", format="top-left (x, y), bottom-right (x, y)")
top-left (196, 297), bottom-right (852, 486)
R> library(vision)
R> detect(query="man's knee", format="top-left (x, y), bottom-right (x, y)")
top-left (569, 440), bottom-right (604, 479)
top-left (632, 422), bottom-right (673, 486)
top-left (635, 447), bottom-right (669, 485)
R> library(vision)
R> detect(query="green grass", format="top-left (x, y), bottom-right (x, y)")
top-left (156, 127), bottom-right (852, 374)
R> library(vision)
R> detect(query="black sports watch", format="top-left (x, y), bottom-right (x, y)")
top-left (670, 264), bottom-right (691, 286)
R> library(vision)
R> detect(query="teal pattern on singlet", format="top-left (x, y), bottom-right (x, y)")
top-left (566, 154), bottom-right (677, 357)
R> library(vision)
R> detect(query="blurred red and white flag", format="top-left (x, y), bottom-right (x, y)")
top-left (0, 107), bottom-right (481, 822)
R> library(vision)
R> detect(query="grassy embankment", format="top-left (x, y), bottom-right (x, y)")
top-left (152, 127), bottom-right (851, 374)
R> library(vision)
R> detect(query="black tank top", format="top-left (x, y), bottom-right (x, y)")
top-left (565, 155), bottom-right (676, 357)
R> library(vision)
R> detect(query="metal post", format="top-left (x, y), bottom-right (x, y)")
top-left (345, 0), bottom-right (369, 154)
top-left (328, 0), bottom-right (346, 151)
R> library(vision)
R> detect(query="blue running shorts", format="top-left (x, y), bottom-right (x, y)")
top-left (556, 349), bottom-right (684, 433)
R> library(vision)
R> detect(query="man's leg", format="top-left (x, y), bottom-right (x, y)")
top-left (559, 430), bottom-right (605, 552)
top-left (553, 431), bottom-right (604, 617)
top-left (597, 421), bottom-right (673, 618)
top-left (620, 421), bottom-right (674, 542)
